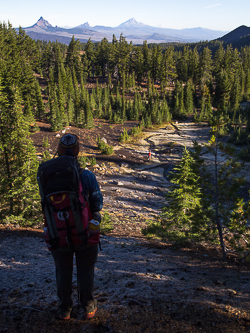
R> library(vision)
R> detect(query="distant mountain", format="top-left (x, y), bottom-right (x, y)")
top-left (118, 18), bottom-right (146, 28)
top-left (24, 17), bottom-right (108, 44)
top-left (76, 22), bottom-right (96, 30)
top-left (35, 17), bottom-right (52, 29)
top-left (218, 25), bottom-right (250, 43)
top-left (22, 17), bottom-right (227, 45)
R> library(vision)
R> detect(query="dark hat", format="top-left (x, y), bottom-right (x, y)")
top-left (58, 134), bottom-right (79, 156)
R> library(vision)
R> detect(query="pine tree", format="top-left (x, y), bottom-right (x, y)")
top-left (184, 80), bottom-right (194, 115)
top-left (0, 81), bottom-right (39, 222)
top-left (172, 81), bottom-right (185, 119)
top-left (66, 94), bottom-right (74, 125)
top-left (143, 147), bottom-right (209, 243)
top-left (40, 41), bottom-right (53, 79)
top-left (244, 69), bottom-right (250, 100)
top-left (160, 97), bottom-right (171, 123)
top-left (84, 99), bottom-right (94, 128)
top-left (151, 45), bottom-right (163, 83)
top-left (72, 68), bottom-right (80, 123)
top-left (142, 40), bottom-right (151, 77)
top-left (147, 72), bottom-right (152, 96)
top-left (34, 78), bottom-right (45, 120)
top-left (176, 46), bottom-right (189, 82)
top-left (65, 35), bottom-right (81, 79)
top-left (84, 38), bottom-right (95, 78)
top-left (162, 46), bottom-right (177, 85)
top-left (205, 114), bottom-right (245, 258)
top-left (188, 47), bottom-right (199, 85)
top-left (199, 47), bottom-right (213, 89)
top-left (214, 69), bottom-right (231, 108)
top-left (213, 43), bottom-right (225, 78)
top-left (57, 70), bottom-right (67, 126)
top-left (230, 73), bottom-right (241, 112)
top-left (95, 37), bottom-right (109, 77)
top-left (66, 68), bottom-right (75, 98)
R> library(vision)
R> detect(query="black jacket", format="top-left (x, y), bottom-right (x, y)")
top-left (80, 169), bottom-right (103, 215)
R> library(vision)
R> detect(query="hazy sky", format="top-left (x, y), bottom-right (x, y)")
top-left (1, 0), bottom-right (249, 32)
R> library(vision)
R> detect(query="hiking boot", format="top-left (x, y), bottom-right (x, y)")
top-left (83, 300), bottom-right (97, 319)
top-left (83, 306), bottom-right (97, 319)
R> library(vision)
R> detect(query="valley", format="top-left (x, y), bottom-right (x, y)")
top-left (1, 120), bottom-right (250, 332)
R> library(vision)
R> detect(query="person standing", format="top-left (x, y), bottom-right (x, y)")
top-left (148, 149), bottom-right (152, 161)
top-left (49, 134), bottom-right (103, 320)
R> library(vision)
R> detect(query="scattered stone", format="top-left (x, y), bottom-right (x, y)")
top-left (228, 289), bottom-right (237, 296)
top-left (109, 180), bottom-right (124, 186)
top-left (214, 280), bottom-right (224, 286)
top-left (55, 134), bottom-right (60, 138)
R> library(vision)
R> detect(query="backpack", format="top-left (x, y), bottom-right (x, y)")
top-left (37, 155), bottom-right (93, 250)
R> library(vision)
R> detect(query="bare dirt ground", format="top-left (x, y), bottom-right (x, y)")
top-left (0, 120), bottom-right (250, 332)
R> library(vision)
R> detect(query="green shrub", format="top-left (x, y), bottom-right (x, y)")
top-left (130, 126), bottom-right (142, 137)
top-left (42, 150), bottom-right (51, 162)
top-left (42, 137), bottom-right (50, 148)
top-left (96, 136), bottom-right (113, 155)
top-left (100, 211), bottom-right (114, 234)
top-left (89, 157), bottom-right (97, 166)
top-left (78, 155), bottom-right (90, 169)
top-left (119, 128), bottom-right (129, 142)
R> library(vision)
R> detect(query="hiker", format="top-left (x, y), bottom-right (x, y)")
top-left (39, 134), bottom-right (103, 320)
top-left (148, 149), bottom-right (152, 161)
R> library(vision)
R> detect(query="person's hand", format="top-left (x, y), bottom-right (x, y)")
top-left (92, 212), bottom-right (101, 222)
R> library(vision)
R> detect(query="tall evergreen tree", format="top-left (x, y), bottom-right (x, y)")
top-left (143, 147), bottom-right (209, 243)
top-left (184, 80), bottom-right (194, 115)
top-left (162, 46), bottom-right (177, 85)
top-left (84, 98), bottom-right (94, 128)
top-left (199, 47), bottom-right (213, 89)
top-left (0, 81), bottom-right (39, 222)
top-left (151, 45), bottom-right (163, 83)
top-left (34, 78), bottom-right (45, 121)
top-left (65, 35), bottom-right (81, 79)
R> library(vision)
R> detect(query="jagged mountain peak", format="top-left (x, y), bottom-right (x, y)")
top-left (118, 18), bottom-right (146, 28)
top-left (35, 17), bottom-right (53, 28)
top-left (76, 22), bottom-right (91, 28)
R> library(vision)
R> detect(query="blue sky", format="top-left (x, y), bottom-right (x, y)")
top-left (1, 0), bottom-right (249, 32)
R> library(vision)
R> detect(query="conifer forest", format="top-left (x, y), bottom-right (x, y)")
top-left (1, 22), bottom-right (250, 258)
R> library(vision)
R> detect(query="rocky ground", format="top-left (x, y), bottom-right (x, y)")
top-left (0, 120), bottom-right (250, 332)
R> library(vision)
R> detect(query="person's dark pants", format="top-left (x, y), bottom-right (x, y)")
top-left (51, 244), bottom-right (98, 316)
